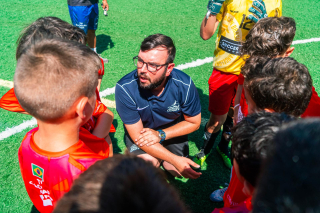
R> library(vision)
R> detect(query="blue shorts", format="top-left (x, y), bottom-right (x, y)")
top-left (68, 3), bottom-right (99, 34)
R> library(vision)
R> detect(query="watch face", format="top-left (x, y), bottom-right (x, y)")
top-left (160, 133), bottom-right (165, 138)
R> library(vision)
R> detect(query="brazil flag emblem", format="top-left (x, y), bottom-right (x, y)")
top-left (32, 164), bottom-right (44, 180)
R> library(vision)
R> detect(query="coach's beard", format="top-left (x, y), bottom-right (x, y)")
top-left (138, 71), bottom-right (166, 90)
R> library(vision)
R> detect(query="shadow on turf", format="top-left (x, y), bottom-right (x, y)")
top-left (166, 88), bottom-right (231, 213)
top-left (30, 205), bottom-right (39, 213)
top-left (97, 34), bottom-right (115, 54)
top-left (110, 119), bottom-right (122, 154)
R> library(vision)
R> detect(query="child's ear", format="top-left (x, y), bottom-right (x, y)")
top-left (284, 47), bottom-right (295, 57)
top-left (75, 97), bottom-right (89, 119)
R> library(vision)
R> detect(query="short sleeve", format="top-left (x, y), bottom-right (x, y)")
top-left (181, 79), bottom-right (201, 117)
top-left (216, 1), bottom-right (227, 22)
top-left (0, 88), bottom-right (25, 112)
top-left (115, 84), bottom-right (140, 124)
top-left (267, 0), bottom-right (282, 17)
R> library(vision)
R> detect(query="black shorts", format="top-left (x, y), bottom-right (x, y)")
top-left (125, 133), bottom-right (189, 157)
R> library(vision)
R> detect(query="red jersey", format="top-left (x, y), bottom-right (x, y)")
top-left (18, 127), bottom-right (109, 213)
top-left (223, 167), bottom-right (249, 208)
top-left (301, 87), bottom-right (320, 118)
top-left (0, 88), bottom-right (115, 133)
top-left (212, 196), bottom-right (252, 213)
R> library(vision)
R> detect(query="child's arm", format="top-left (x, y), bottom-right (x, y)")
top-left (97, 76), bottom-right (102, 92)
top-left (91, 108), bottom-right (114, 156)
top-left (234, 84), bottom-right (243, 124)
top-left (105, 135), bottom-right (113, 157)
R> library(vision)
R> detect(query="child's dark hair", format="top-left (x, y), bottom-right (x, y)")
top-left (232, 111), bottom-right (295, 187)
top-left (240, 17), bottom-right (296, 58)
top-left (244, 57), bottom-right (312, 116)
top-left (253, 119), bottom-right (320, 213)
top-left (54, 154), bottom-right (190, 213)
top-left (16, 16), bottom-right (86, 60)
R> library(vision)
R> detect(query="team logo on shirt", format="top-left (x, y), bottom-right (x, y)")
top-left (167, 100), bottom-right (180, 112)
top-left (32, 163), bottom-right (44, 180)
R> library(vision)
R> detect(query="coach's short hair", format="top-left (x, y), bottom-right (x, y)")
top-left (14, 38), bottom-right (100, 121)
top-left (240, 17), bottom-right (296, 58)
top-left (16, 16), bottom-right (86, 60)
top-left (54, 154), bottom-right (190, 213)
top-left (232, 111), bottom-right (295, 187)
top-left (140, 34), bottom-right (176, 63)
top-left (253, 119), bottom-right (320, 213)
top-left (244, 57), bottom-right (312, 116)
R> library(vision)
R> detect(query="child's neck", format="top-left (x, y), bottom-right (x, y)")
top-left (34, 119), bottom-right (80, 152)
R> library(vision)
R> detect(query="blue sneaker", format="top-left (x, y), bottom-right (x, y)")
top-left (209, 187), bottom-right (228, 202)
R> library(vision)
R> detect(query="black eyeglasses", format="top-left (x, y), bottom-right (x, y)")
top-left (133, 56), bottom-right (168, 72)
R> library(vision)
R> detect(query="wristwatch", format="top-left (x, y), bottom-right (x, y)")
top-left (157, 130), bottom-right (166, 143)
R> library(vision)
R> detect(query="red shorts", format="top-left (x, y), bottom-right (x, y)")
top-left (208, 68), bottom-right (238, 115)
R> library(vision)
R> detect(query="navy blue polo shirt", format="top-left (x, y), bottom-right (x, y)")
top-left (115, 68), bottom-right (201, 130)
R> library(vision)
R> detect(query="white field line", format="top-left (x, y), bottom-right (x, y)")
top-left (0, 118), bottom-right (37, 141)
top-left (101, 98), bottom-right (116, 108)
top-left (292, 38), bottom-right (320, 45)
top-left (0, 36), bottom-right (320, 141)
top-left (0, 79), bottom-right (13, 88)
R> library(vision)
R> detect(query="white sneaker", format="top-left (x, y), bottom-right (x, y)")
top-left (209, 187), bottom-right (228, 202)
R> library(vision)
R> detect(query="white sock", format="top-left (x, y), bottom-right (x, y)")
top-left (91, 47), bottom-right (97, 53)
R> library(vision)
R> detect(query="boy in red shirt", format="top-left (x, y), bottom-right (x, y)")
top-left (234, 16), bottom-right (320, 124)
top-left (0, 17), bottom-right (115, 154)
top-left (216, 57), bottom-right (312, 209)
top-left (252, 119), bottom-right (320, 213)
top-left (212, 111), bottom-right (295, 213)
top-left (15, 38), bottom-right (110, 213)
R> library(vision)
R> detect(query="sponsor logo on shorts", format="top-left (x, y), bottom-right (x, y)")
top-left (130, 144), bottom-right (140, 152)
top-left (32, 164), bottom-right (44, 180)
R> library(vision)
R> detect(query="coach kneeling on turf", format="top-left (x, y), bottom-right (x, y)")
top-left (115, 34), bottom-right (202, 179)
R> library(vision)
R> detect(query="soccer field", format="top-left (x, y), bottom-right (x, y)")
top-left (0, 0), bottom-right (319, 212)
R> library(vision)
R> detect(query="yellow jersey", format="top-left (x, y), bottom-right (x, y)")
top-left (213, 0), bottom-right (282, 75)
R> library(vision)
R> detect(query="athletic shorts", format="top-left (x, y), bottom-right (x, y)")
top-left (125, 133), bottom-right (189, 157)
top-left (208, 68), bottom-right (238, 115)
top-left (68, 3), bottom-right (99, 34)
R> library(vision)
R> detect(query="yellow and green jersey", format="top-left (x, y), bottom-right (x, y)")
top-left (213, 0), bottom-right (282, 75)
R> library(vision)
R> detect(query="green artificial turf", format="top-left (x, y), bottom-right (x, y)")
top-left (0, 0), bottom-right (319, 212)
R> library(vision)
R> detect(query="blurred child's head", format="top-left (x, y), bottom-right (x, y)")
top-left (231, 111), bottom-right (295, 196)
top-left (54, 154), bottom-right (190, 213)
top-left (241, 16), bottom-right (296, 58)
top-left (252, 119), bottom-right (320, 213)
top-left (14, 38), bottom-right (100, 122)
top-left (16, 16), bottom-right (86, 60)
top-left (243, 57), bottom-right (312, 116)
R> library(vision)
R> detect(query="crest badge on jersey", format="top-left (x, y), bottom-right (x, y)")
top-left (32, 163), bottom-right (44, 180)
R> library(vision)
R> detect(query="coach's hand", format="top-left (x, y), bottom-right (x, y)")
top-left (135, 128), bottom-right (161, 147)
top-left (248, 0), bottom-right (268, 23)
top-left (173, 156), bottom-right (202, 179)
top-left (206, 0), bottom-right (226, 19)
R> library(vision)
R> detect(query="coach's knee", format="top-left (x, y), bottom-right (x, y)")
top-left (137, 154), bottom-right (160, 167)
